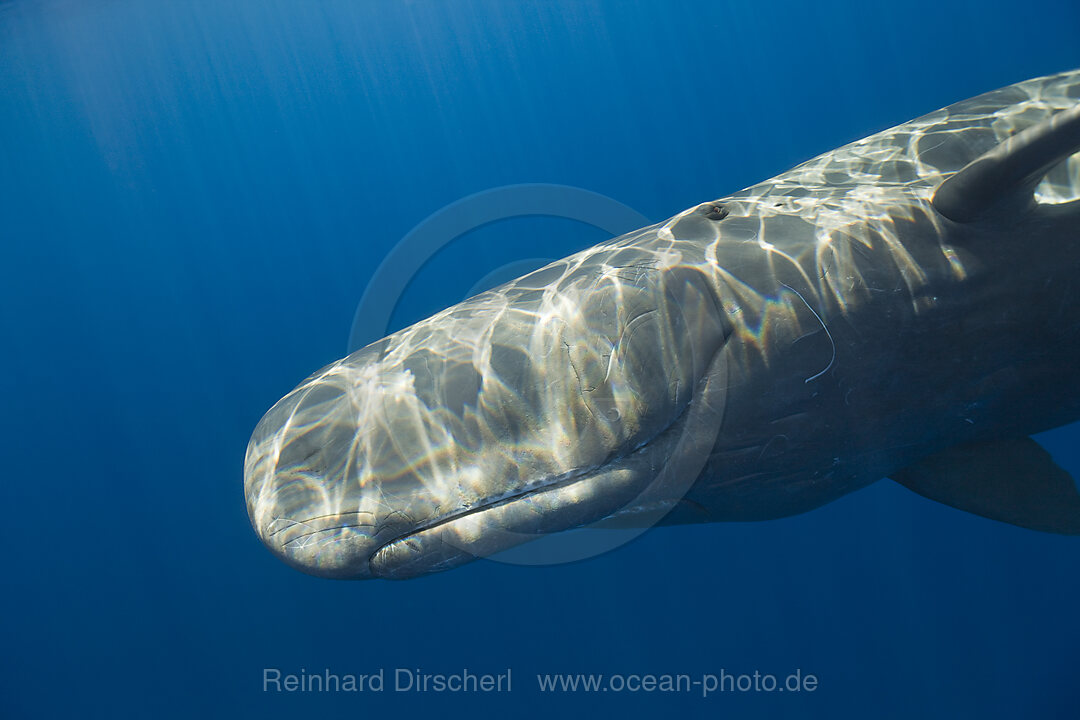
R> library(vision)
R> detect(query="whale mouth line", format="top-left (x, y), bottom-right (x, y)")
top-left (366, 461), bottom-right (604, 567)
top-left (367, 396), bottom-right (696, 578)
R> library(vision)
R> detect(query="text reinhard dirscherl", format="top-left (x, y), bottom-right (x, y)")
top-left (262, 668), bottom-right (819, 697)
top-left (263, 668), bottom-right (512, 693)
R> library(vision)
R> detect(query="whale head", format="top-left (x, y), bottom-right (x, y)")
top-left (244, 244), bottom-right (728, 579)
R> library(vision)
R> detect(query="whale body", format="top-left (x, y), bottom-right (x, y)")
top-left (245, 70), bottom-right (1080, 580)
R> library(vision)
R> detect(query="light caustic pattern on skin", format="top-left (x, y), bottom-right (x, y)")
top-left (245, 69), bottom-right (1080, 579)
top-left (720, 70), bottom-right (1080, 315)
top-left (247, 233), bottom-right (729, 578)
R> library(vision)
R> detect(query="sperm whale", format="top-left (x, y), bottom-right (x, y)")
top-left (245, 69), bottom-right (1080, 580)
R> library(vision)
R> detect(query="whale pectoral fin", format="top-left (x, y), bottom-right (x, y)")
top-left (932, 103), bottom-right (1080, 223)
top-left (891, 437), bottom-right (1080, 535)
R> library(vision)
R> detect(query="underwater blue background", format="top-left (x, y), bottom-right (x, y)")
top-left (2, 1), bottom-right (1079, 717)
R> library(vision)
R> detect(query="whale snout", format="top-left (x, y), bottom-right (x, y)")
top-left (243, 362), bottom-right (393, 580)
top-left (243, 351), bottom-right (489, 580)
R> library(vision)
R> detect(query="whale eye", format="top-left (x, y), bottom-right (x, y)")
top-left (700, 204), bottom-right (729, 221)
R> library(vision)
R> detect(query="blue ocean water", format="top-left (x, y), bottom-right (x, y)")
top-left (2, 1), bottom-right (1078, 718)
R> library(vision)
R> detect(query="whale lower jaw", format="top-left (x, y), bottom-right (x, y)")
top-left (368, 449), bottom-right (668, 579)
top-left (368, 403), bottom-right (704, 580)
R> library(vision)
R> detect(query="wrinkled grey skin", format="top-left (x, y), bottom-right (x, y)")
top-left (245, 69), bottom-right (1080, 580)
